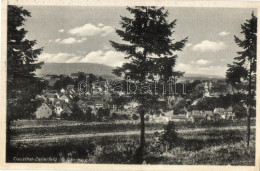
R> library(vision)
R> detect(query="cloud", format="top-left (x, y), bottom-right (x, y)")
top-left (77, 38), bottom-right (87, 43)
top-left (59, 37), bottom-right (77, 44)
top-left (38, 50), bottom-right (126, 67)
top-left (192, 40), bottom-right (226, 52)
top-left (59, 29), bottom-right (65, 33)
top-left (104, 45), bottom-right (111, 50)
top-left (54, 37), bottom-right (87, 44)
top-left (80, 50), bottom-right (126, 67)
top-left (55, 39), bottom-right (61, 42)
top-left (195, 59), bottom-right (211, 65)
top-left (175, 63), bottom-right (192, 72)
top-left (69, 23), bottom-right (114, 37)
top-left (175, 62), bottom-right (226, 76)
top-left (98, 23), bottom-right (104, 27)
top-left (38, 53), bottom-right (82, 63)
top-left (219, 31), bottom-right (230, 36)
top-left (186, 43), bottom-right (192, 47)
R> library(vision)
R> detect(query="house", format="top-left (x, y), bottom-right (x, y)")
top-left (54, 106), bottom-right (63, 116)
top-left (171, 114), bottom-right (187, 122)
top-left (186, 111), bottom-right (192, 118)
top-left (94, 99), bottom-right (106, 109)
top-left (226, 107), bottom-right (236, 120)
top-left (44, 93), bottom-right (57, 102)
top-left (191, 110), bottom-right (201, 115)
top-left (214, 108), bottom-right (226, 119)
top-left (59, 95), bottom-right (69, 103)
top-left (35, 103), bottom-right (53, 119)
top-left (163, 110), bottom-right (187, 122)
top-left (87, 101), bottom-right (95, 110)
top-left (152, 115), bottom-right (169, 123)
top-left (60, 88), bottom-right (66, 93)
top-left (61, 105), bottom-right (73, 118)
top-left (164, 110), bottom-right (174, 120)
top-left (203, 110), bottom-right (214, 120)
top-left (188, 115), bottom-right (205, 123)
top-left (35, 95), bottom-right (46, 101)
top-left (124, 101), bottom-right (139, 110)
top-left (44, 90), bottom-right (58, 94)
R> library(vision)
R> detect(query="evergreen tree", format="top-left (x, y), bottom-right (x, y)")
top-left (161, 121), bottom-right (179, 151)
top-left (7, 5), bottom-right (44, 161)
top-left (110, 6), bottom-right (187, 162)
top-left (226, 12), bottom-right (257, 148)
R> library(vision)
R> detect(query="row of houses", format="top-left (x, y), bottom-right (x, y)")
top-left (148, 107), bottom-right (236, 123)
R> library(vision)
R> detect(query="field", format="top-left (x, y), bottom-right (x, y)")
top-left (9, 119), bottom-right (256, 165)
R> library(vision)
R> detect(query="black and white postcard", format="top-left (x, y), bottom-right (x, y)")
top-left (0, 0), bottom-right (259, 170)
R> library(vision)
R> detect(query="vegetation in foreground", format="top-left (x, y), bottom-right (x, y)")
top-left (10, 119), bottom-right (256, 139)
top-left (10, 128), bottom-right (255, 165)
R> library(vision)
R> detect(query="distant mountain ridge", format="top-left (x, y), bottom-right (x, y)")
top-left (36, 63), bottom-right (225, 80)
top-left (36, 63), bottom-right (116, 79)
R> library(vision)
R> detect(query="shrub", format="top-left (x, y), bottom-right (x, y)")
top-left (132, 114), bottom-right (139, 120)
top-left (161, 121), bottom-right (179, 151)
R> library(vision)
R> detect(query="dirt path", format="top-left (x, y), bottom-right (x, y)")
top-left (11, 126), bottom-right (256, 143)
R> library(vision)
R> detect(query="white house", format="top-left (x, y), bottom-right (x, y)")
top-left (226, 107), bottom-right (236, 120)
top-left (59, 95), bottom-right (69, 103)
top-left (35, 103), bottom-right (52, 119)
top-left (60, 88), bottom-right (66, 93)
top-left (54, 106), bottom-right (63, 116)
top-left (203, 110), bottom-right (214, 120)
top-left (214, 108), bottom-right (226, 119)
top-left (124, 101), bottom-right (139, 110)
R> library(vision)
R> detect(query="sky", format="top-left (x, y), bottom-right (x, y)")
top-left (22, 6), bottom-right (256, 77)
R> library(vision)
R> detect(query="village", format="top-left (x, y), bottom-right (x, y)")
top-left (34, 71), bottom-right (248, 123)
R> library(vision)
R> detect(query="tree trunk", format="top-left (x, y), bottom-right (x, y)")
top-left (246, 110), bottom-right (251, 148)
top-left (246, 62), bottom-right (252, 149)
top-left (138, 110), bottom-right (145, 163)
top-left (6, 119), bottom-right (12, 162)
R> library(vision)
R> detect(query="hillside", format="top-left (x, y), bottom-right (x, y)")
top-left (36, 63), bottom-right (225, 81)
top-left (36, 63), bottom-right (117, 79)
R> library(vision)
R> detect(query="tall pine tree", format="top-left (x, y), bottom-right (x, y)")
top-left (110, 6), bottom-right (187, 162)
top-left (226, 12), bottom-right (257, 148)
top-left (7, 5), bottom-right (44, 161)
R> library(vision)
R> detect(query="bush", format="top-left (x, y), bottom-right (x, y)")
top-left (132, 114), bottom-right (139, 120)
top-left (161, 121), bottom-right (179, 150)
top-left (233, 104), bottom-right (247, 119)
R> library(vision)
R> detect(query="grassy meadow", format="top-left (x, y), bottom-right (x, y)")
top-left (9, 119), bottom-right (256, 165)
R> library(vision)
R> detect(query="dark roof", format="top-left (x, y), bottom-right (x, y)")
top-left (192, 110), bottom-right (201, 115)
top-left (45, 90), bottom-right (58, 94)
top-left (60, 94), bottom-right (69, 99)
top-left (226, 107), bottom-right (233, 112)
top-left (191, 115), bottom-right (205, 119)
top-left (172, 115), bottom-right (186, 119)
top-left (204, 111), bottom-right (213, 116)
top-left (40, 103), bottom-right (53, 110)
top-left (61, 105), bottom-right (72, 114)
top-left (214, 108), bottom-right (225, 113)
top-left (45, 93), bottom-right (57, 98)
